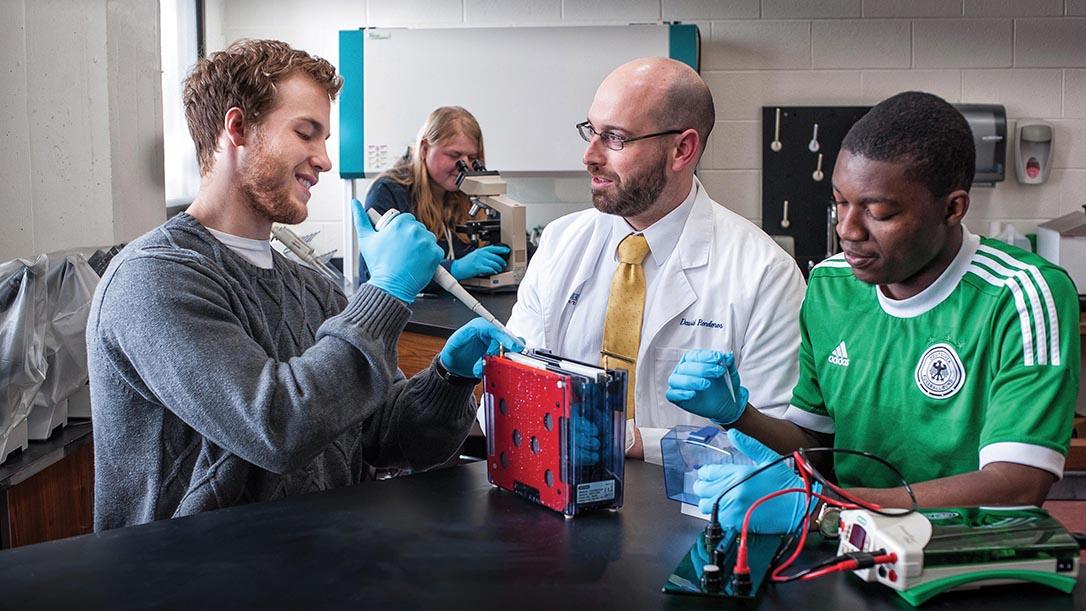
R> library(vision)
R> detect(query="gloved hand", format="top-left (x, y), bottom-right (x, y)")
top-left (449, 245), bottom-right (510, 281)
top-left (665, 350), bottom-right (750, 425)
top-left (353, 200), bottom-right (443, 304)
top-left (440, 317), bottom-right (524, 378)
top-left (692, 429), bottom-right (818, 534)
top-left (571, 412), bottom-right (601, 466)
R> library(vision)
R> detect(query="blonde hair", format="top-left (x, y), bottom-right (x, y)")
top-left (384, 106), bottom-right (485, 244)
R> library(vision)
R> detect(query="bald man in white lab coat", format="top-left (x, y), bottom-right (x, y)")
top-left (504, 57), bottom-right (806, 464)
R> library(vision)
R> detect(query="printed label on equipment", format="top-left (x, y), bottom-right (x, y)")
top-left (576, 479), bottom-right (615, 504)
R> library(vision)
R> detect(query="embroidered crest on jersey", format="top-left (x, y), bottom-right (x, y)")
top-left (914, 343), bottom-right (965, 399)
top-left (828, 341), bottom-right (849, 367)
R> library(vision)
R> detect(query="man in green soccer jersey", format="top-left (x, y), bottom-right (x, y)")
top-left (665, 91), bottom-right (1080, 533)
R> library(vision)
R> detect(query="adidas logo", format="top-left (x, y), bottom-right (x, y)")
top-left (828, 341), bottom-right (849, 367)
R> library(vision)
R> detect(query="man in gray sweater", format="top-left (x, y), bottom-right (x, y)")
top-left (87, 39), bottom-right (520, 530)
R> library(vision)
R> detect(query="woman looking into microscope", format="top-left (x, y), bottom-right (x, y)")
top-left (360, 106), bottom-right (509, 286)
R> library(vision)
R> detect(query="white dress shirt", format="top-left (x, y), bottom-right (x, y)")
top-left (561, 180), bottom-right (699, 366)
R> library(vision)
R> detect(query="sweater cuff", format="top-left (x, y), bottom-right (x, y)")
top-left (415, 354), bottom-right (478, 415)
top-left (337, 283), bottom-right (411, 341)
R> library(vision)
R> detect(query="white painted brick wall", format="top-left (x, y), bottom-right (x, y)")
top-left (1050, 119), bottom-right (1086, 168)
top-left (862, 0), bottom-right (962, 19)
top-left (709, 121), bottom-right (761, 169)
top-left (968, 173), bottom-right (1063, 222)
top-left (963, 0), bottom-right (1064, 17)
top-left (465, 0), bottom-right (563, 25)
top-left (367, 0), bottom-right (463, 26)
top-left (562, 0), bottom-right (659, 23)
top-left (1065, 69), bottom-right (1086, 117)
top-left (661, 0), bottom-right (759, 20)
top-left (1015, 19), bottom-right (1086, 68)
top-left (1057, 170), bottom-right (1086, 214)
top-left (962, 69), bottom-right (1063, 117)
top-left (860, 69), bottom-right (961, 103)
top-left (913, 19), bottom-right (1013, 68)
top-left (697, 170), bottom-right (761, 219)
top-left (812, 19), bottom-right (910, 69)
top-left (762, 0), bottom-right (861, 19)
top-left (706, 20), bottom-right (811, 70)
top-left (705, 70), bottom-right (863, 119)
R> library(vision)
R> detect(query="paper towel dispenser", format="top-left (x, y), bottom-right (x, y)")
top-left (954, 104), bottom-right (1007, 186)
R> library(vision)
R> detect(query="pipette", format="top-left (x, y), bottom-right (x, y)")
top-left (365, 208), bottom-right (513, 336)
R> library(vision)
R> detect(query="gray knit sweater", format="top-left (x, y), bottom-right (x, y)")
top-left (87, 214), bottom-right (475, 531)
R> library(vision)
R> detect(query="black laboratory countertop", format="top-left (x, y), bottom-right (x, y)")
top-left (0, 460), bottom-right (1081, 610)
top-left (404, 290), bottom-right (517, 338)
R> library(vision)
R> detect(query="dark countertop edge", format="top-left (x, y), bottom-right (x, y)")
top-left (404, 292), bottom-right (517, 337)
top-left (0, 422), bottom-right (93, 490)
top-left (404, 321), bottom-right (456, 338)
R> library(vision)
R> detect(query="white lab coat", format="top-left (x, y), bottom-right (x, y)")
top-left (505, 177), bottom-right (806, 464)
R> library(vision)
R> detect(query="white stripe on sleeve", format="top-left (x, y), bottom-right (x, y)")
top-left (973, 253), bottom-right (1048, 365)
top-left (782, 405), bottom-right (835, 434)
top-left (966, 264), bottom-right (1036, 366)
top-left (979, 441), bottom-right (1066, 480)
top-left (976, 245), bottom-right (1060, 366)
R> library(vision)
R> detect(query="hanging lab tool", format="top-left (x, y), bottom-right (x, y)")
top-left (761, 106), bottom-right (871, 275)
top-left (808, 123), bottom-right (820, 153)
top-left (770, 108), bottom-right (783, 152)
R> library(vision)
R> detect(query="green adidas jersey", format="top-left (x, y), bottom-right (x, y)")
top-left (784, 231), bottom-right (1080, 488)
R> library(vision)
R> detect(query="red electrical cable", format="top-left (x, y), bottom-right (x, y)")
top-left (733, 450), bottom-right (882, 583)
top-left (793, 451), bottom-right (884, 511)
top-left (778, 452), bottom-right (894, 581)
top-left (799, 553), bottom-right (898, 581)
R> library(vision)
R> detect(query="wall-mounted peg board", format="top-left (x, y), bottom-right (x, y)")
top-left (761, 106), bottom-right (870, 276)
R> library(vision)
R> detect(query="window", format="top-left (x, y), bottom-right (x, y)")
top-left (160, 0), bottom-right (201, 208)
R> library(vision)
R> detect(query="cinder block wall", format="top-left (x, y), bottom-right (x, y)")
top-left (207, 0), bottom-right (1086, 257)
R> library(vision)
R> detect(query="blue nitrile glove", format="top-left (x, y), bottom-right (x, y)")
top-left (571, 411), bottom-right (601, 466)
top-left (449, 245), bottom-right (510, 281)
top-left (692, 429), bottom-right (819, 534)
top-left (440, 317), bottom-right (525, 378)
top-left (665, 350), bottom-right (750, 425)
top-left (353, 199), bottom-right (443, 304)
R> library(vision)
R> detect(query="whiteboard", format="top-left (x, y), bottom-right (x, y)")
top-left (341, 25), bottom-right (686, 175)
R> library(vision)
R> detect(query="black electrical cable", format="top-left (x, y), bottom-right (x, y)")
top-left (703, 445), bottom-right (920, 583)
top-left (796, 447), bottom-right (919, 517)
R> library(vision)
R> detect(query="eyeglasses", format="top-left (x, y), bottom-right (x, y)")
top-left (575, 121), bottom-right (684, 151)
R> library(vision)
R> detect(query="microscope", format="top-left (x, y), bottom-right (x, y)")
top-left (454, 160), bottom-right (528, 291)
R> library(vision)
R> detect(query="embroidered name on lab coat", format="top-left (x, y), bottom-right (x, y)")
top-left (679, 317), bottom-right (723, 329)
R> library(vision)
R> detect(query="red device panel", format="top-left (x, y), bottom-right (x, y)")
top-left (484, 355), bottom-right (571, 513)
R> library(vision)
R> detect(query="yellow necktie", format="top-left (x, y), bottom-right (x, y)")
top-left (600, 234), bottom-right (650, 419)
